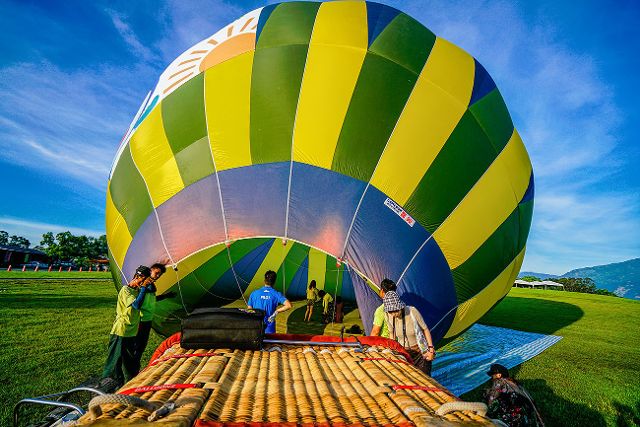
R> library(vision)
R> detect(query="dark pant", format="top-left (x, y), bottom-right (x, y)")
top-left (407, 347), bottom-right (433, 376)
top-left (102, 334), bottom-right (138, 387)
top-left (133, 321), bottom-right (153, 372)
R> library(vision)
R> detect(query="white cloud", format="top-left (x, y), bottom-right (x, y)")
top-left (105, 9), bottom-right (159, 63)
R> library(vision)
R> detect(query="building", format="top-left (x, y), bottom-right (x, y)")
top-left (514, 279), bottom-right (565, 290)
top-left (0, 245), bottom-right (48, 268)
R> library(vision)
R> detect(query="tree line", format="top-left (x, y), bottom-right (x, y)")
top-left (519, 276), bottom-right (617, 297)
top-left (1, 229), bottom-right (107, 267)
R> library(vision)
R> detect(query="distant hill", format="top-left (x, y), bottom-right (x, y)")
top-left (518, 258), bottom-right (640, 299)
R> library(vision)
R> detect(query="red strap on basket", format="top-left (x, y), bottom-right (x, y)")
top-left (362, 357), bottom-right (411, 365)
top-left (120, 383), bottom-right (198, 395)
top-left (149, 352), bottom-right (221, 367)
top-left (391, 385), bottom-right (443, 392)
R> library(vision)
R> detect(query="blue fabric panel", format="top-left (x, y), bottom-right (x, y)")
top-left (256, 3), bottom-right (278, 43)
top-left (469, 59), bottom-right (496, 106)
top-left (365, 1), bottom-right (401, 47)
top-left (287, 162), bottom-right (367, 257)
top-left (122, 214), bottom-right (170, 283)
top-left (397, 237), bottom-right (456, 344)
top-left (232, 238), bottom-right (275, 285)
top-left (286, 255), bottom-right (309, 299)
top-left (344, 187), bottom-right (431, 286)
top-left (340, 265), bottom-right (356, 302)
top-left (349, 267), bottom-right (381, 335)
top-left (156, 173), bottom-right (226, 263)
top-left (218, 162), bottom-right (289, 239)
top-left (520, 171), bottom-right (535, 204)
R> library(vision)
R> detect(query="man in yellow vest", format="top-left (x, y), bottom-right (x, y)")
top-left (102, 265), bottom-right (150, 386)
top-left (131, 263), bottom-right (169, 373)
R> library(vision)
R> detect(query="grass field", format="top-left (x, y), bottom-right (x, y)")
top-left (0, 271), bottom-right (110, 279)
top-left (1, 279), bottom-right (639, 426)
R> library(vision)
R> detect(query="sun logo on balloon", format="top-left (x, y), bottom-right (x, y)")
top-left (163, 16), bottom-right (258, 95)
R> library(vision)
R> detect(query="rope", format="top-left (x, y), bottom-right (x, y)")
top-left (435, 401), bottom-right (488, 417)
top-left (392, 385), bottom-right (443, 392)
top-left (88, 394), bottom-right (157, 418)
top-left (148, 352), bottom-right (222, 367)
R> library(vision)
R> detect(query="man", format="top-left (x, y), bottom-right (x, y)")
top-left (370, 278), bottom-right (397, 338)
top-left (317, 290), bottom-right (334, 324)
top-left (383, 290), bottom-right (436, 375)
top-left (247, 270), bottom-right (292, 334)
top-left (131, 263), bottom-right (170, 373)
top-left (484, 364), bottom-right (544, 426)
top-left (102, 265), bottom-right (149, 386)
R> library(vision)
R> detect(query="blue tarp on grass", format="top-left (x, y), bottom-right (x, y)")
top-left (432, 324), bottom-right (562, 396)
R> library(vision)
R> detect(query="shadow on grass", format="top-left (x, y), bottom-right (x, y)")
top-left (286, 303), bottom-right (327, 335)
top-left (477, 297), bottom-right (584, 335)
top-left (613, 400), bottom-right (640, 427)
top-left (1, 295), bottom-right (114, 310)
top-left (463, 366), bottom-right (607, 427)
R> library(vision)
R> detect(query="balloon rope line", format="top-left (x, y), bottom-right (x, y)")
top-left (175, 269), bottom-right (190, 315)
top-left (191, 270), bottom-right (239, 301)
top-left (330, 266), bottom-right (340, 332)
top-left (201, 76), bottom-right (245, 304)
top-left (397, 234), bottom-right (434, 286)
top-left (283, 16), bottom-right (316, 240)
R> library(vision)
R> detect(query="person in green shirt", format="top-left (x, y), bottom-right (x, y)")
top-left (370, 278), bottom-right (397, 338)
top-left (131, 263), bottom-right (170, 373)
top-left (318, 290), bottom-right (334, 324)
top-left (304, 280), bottom-right (319, 322)
top-left (102, 265), bottom-right (150, 386)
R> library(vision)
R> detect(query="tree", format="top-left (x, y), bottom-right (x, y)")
top-left (9, 235), bottom-right (30, 248)
top-left (519, 276), bottom-right (541, 282)
top-left (0, 230), bottom-right (8, 246)
top-left (39, 231), bottom-right (108, 264)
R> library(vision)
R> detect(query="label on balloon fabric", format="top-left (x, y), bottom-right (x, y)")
top-left (384, 198), bottom-right (415, 227)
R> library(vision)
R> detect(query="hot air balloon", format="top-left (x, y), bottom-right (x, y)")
top-left (106, 1), bottom-right (533, 343)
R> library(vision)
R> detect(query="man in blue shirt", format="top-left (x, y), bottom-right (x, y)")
top-left (247, 270), bottom-right (292, 334)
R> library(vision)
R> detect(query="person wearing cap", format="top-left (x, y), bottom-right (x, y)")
top-left (317, 289), bottom-right (334, 324)
top-left (131, 263), bottom-right (172, 374)
top-left (247, 270), bottom-right (292, 334)
top-left (383, 289), bottom-right (436, 375)
top-left (484, 364), bottom-right (544, 426)
top-left (102, 265), bottom-right (149, 386)
top-left (370, 278), bottom-right (397, 338)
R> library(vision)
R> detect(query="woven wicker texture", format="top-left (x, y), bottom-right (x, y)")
top-left (76, 343), bottom-right (491, 426)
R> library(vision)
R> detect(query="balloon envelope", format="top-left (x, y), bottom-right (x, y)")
top-left (106, 1), bottom-right (534, 342)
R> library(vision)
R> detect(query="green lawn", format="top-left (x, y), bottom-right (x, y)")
top-left (0, 271), bottom-right (110, 279)
top-left (1, 280), bottom-right (639, 426)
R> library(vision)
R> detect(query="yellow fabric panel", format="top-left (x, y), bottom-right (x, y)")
top-left (370, 38), bottom-right (474, 204)
top-left (292, 1), bottom-right (367, 168)
top-left (243, 240), bottom-right (293, 299)
top-left (155, 244), bottom-right (227, 294)
top-left (433, 130), bottom-right (533, 269)
top-left (308, 248), bottom-right (328, 290)
top-left (105, 182), bottom-right (132, 269)
top-left (445, 247), bottom-right (526, 338)
top-left (204, 51), bottom-right (254, 172)
top-left (129, 105), bottom-right (184, 207)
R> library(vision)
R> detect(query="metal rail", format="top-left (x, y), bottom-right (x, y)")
top-left (13, 387), bottom-right (104, 427)
top-left (263, 339), bottom-right (363, 348)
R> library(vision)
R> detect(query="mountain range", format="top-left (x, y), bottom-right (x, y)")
top-left (519, 257), bottom-right (640, 300)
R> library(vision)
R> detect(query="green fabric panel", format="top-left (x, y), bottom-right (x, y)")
top-left (275, 242), bottom-right (311, 294)
top-left (331, 16), bottom-right (435, 182)
top-left (173, 136), bottom-right (215, 186)
top-left (369, 13), bottom-right (435, 75)
top-left (323, 255), bottom-right (344, 297)
top-left (250, 2), bottom-right (320, 164)
top-left (331, 56), bottom-right (419, 181)
top-left (469, 88), bottom-right (513, 153)
top-left (161, 73), bottom-right (207, 154)
top-left (451, 206), bottom-right (521, 304)
top-left (518, 199), bottom-right (534, 250)
top-left (404, 110), bottom-right (497, 232)
top-left (109, 145), bottom-right (154, 236)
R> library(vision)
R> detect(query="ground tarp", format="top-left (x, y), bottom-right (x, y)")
top-left (432, 324), bottom-right (562, 396)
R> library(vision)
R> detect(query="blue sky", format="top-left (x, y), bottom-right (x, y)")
top-left (0, 0), bottom-right (638, 274)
